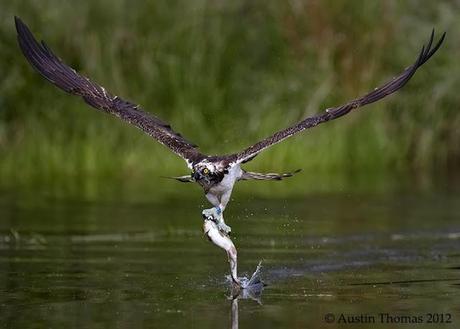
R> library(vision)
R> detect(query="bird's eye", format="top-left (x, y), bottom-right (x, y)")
top-left (203, 168), bottom-right (209, 174)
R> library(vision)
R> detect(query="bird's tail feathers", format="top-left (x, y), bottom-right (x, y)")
top-left (239, 169), bottom-right (301, 181)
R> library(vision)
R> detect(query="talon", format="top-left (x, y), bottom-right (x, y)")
top-left (232, 277), bottom-right (241, 288)
top-left (202, 207), bottom-right (231, 233)
top-left (218, 222), bottom-right (232, 234)
top-left (202, 208), bottom-right (219, 222)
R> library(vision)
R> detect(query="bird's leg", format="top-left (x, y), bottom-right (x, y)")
top-left (202, 206), bottom-right (231, 234)
top-left (215, 206), bottom-right (232, 234)
top-left (215, 190), bottom-right (232, 234)
top-left (202, 193), bottom-right (223, 227)
top-left (202, 191), bottom-right (232, 234)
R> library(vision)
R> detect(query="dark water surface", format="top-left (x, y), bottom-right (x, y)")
top-left (1, 190), bottom-right (459, 328)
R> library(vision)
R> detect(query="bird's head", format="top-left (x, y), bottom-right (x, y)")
top-left (192, 161), bottom-right (224, 184)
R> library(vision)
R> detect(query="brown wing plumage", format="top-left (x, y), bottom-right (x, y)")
top-left (15, 17), bottom-right (204, 165)
top-left (234, 30), bottom-right (446, 164)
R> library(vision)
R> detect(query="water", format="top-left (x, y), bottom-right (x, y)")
top-left (1, 190), bottom-right (459, 328)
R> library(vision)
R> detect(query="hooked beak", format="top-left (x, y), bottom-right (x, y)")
top-left (192, 171), bottom-right (202, 181)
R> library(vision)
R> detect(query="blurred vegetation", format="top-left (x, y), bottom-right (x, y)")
top-left (0, 0), bottom-right (459, 200)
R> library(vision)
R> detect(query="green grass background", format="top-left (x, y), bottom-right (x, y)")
top-left (0, 1), bottom-right (459, 200)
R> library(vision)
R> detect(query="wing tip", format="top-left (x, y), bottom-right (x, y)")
top-left (14, 16), bottom-right (31, 40)
top-left (418, 29), bottom-right (446, 67)
top-left (14, 16), bottom-right (23, 30)
top-left (284, 168), bottom-right (302, 177)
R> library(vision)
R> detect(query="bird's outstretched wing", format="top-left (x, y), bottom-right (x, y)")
top-left (15, 17), bottom-right (204, 166)
top-left (233, 30), bottom-right (446, 164)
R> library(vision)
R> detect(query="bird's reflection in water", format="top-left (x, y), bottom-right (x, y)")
top-left (231, 298), bottom-right (239, 329)
top-left (228, 271), bottom-right (265, 329)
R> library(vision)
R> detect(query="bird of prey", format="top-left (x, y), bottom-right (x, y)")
top-left (15, 17), bottom-right (445, 234)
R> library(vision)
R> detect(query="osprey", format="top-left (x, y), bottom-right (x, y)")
top-left (15, 17), bottom-right (445, 234)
